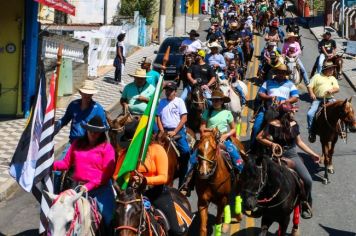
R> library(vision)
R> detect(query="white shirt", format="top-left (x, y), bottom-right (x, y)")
top-left (157, 97), bottom-right (187, 129)
top-left (181, 39), bottom-right (202, 53)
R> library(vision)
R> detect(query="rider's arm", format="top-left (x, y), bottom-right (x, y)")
top-left (53, 142), bottom-right (75, 171)
top-left (200, 120), bottom-right (212, 135)
top-left (120, 86), bottom-right (129, 109)
top-left (54, 101), bottom-right (75, 134)
top-left (145, 144), bottom-right (168, 185)
top-left (156, 116), bottom-right (165, 133)
top-left (256, 125), bottom-right (274, 147)
top-left (296, 134), bottom-right (320, 159)
top-left (258, 82), bottom-right (274, 101)
top-left (174, 114), bottom-right (188, 135)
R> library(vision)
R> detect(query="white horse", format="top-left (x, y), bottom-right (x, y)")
top-left (44, 189), bottom-right (101, 236)
top-left (219, 78), bottom-right (248, 123)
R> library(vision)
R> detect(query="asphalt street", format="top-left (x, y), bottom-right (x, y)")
top-left (0, 15), bottom-right (356, 236)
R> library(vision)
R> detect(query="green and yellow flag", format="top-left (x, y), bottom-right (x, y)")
top-left (116, 73), bottom-right (164, 190)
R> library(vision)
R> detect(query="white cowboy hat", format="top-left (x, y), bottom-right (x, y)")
top-left (207, 41), bottom-right (222, 50)
top-left (79, 80), bottom-right (98, 94)
top-left (129, 68), bottom-right (152, 78)
top-left (286, 32), bottom-right (299, 38)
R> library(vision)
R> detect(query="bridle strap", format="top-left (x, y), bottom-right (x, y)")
top-left (115, 225), bottom-right (139, 233)
top-left (116, 199), bottom-right (142, 205)
top-left (198, 154), bottom-right (215, 164)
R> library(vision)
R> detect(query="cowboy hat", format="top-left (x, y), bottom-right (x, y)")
top-left (230, 22), bottom-right (239, 28)
top-left (207, 41), bottom-right (222, 50)
top-left (286, 32), bottom-right (299, 38)
top-left (322, 60), bottom-right (337, 71)
top-left (82, 116), bottom-right (108, 133)
top-left (129, 68), bottom-right (152, 78)
top-left (117, 119), bottom-right (139, 148)
top-left (164, 81), bottom-right (178, 90)
top-left (189, 29), bottom-right (200, 37)
top-left (267, 41), bottom-right (277, 46)
top-left (79, 80), bottom-right (98, 95)
top-left (208, 89), bottom-right (231, 103)
top-left (140, 58), bottom-right (152, 64)
top-left (273, 64), bottom-right (291, 74)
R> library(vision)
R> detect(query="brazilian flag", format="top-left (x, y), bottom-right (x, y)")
top-left (116, 73), bottom-right (164, 190)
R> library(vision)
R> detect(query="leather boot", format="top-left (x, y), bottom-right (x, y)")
top-left (179, 165), bottom-right (196, 197)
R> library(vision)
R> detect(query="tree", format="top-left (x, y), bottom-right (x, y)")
top-left (114, 0), bottom-right (159, 25)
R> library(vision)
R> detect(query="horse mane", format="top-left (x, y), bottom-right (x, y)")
top-left (76, 197), bottom-right (92, 236)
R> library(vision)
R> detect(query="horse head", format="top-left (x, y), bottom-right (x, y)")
top-left (190, 85), bottom-right (206, 111)
top-left (239, 155), bottom-right (266, 212)
top-left (341, 97), bottom-right (356, 132)
top-left (196, 128), bottom-right (220, 179)
top-left (44, 189), bottom-right (89, 236)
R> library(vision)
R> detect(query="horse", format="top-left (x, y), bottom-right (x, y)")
top-left (195, 129), bottom-right (246, 236)
top-left (154, 129), bottom-right (196, 187)
top-left (242, 36), bottom-right (254, 65)
top-left (44, 189), bottom-right (102, 236)
top-left (114, 176), bottom-right (192, 236)
top-left (312, 98), bottom-right (356, 184)
top-left (257, 11), bottom-right (273, 34)
top-left (239, 155), bottom-right (301, 236)
top-left (186, 85), bottom-right (206, 134)
top-left (276, 2), bottom-right (287, 25)
top-left (310, 55), bottom-right (344, 80)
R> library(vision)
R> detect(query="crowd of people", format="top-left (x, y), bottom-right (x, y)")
top-left (50, 0), bottom-right (343, 234)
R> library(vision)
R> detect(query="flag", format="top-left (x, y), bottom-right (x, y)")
top-left (9, 69), bottom-right (57, 233)
top-left (116, 72), bottom-right (164, 190)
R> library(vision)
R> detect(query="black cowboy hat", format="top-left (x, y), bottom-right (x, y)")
top-left (117, 119), bottom-right (139, 148)
top-left (189, 29), bottom-right (200, 37)
top-left (164, 81), bottom-right (178, 90)
top-left (82, 116), bottom-right (108, 132)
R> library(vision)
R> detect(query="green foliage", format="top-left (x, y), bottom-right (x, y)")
top-left (118, 0), bottom-right (159, 25)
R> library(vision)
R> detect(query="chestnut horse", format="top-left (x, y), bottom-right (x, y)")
top-left (195, 129), bottom-right (246, 236)
top-left (312, 98), bottom-right (356, 184)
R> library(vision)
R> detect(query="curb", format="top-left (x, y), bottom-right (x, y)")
top-left (309, 28), bottom-right (356, 92)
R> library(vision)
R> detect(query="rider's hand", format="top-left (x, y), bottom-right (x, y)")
top-left (220, 134), bottom-right (229, 143)
top-left (325, 89), bottom-right (334, 95)
top-left (167, 131), bottom-right (176, 137)
top-left (201, 84), bottom-right (209, 90)
top-left (309, 93), bottom-right (317, 101)
top-left (80, 186), bottom-right (88, 193)
top-left (312, 154), bottom-right (321, 163)
top-left (137, 96), bottom-right (147, 102)
top-left (214, 64), bottom-right (220, 69)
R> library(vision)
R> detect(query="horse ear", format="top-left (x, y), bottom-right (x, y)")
top-left (348, 97), bottom-right (353, 103)
top-left (43, 190), bottom-right (58, 203)
top-left (343, 99), bottom-right (348, 107)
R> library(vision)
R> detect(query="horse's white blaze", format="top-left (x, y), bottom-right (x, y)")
top-left (125, 204), bottom-right (133, 213)
top-left (202, 141), bottom-right (210, 175)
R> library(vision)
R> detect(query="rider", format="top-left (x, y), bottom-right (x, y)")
top-left (180, 29), bottom-right (202, 54)
top-left (114, 119), bottom-right (192, 235)
top-left (53, 116), bottom-right (115, 228)
top-left (120, 68), bottom-right (155, 115)
top-left (250, 64), bottom-right (299, 153)
top-left (286, 18), bottom-right (300, 35)
top-left (264, 20), bottom-right (281, 43)
top-left (206, 23), bottom-right (225, 43)
top-left (206, 41), bottom-right (227, 72)
top-left (225, 22), bottom-right (241, 41)
top-left (259, 42), bottom-right (283, 80)
top-left (316, 32), bottom-right (337, 74)
top-left (307, 61), bottom-right (339, 143)
top-left (156, 82), bottom-right (191, 187)
top-left (180, 89), bottom-right (244, 196)
top-left (227, 59), bottom-right (247, 106)
top-left (54, 80), bottom-right (108, 193)
top-left (282, 32), bottom-right (309, 85)
top-left (257, 102), bottom-right (321, 219)
top-left (265, 18), bottom-right (285, 43)
top-left (181, 49), bottom-right (216, 101)
top-left (141, 58), bottom-right (160, 87)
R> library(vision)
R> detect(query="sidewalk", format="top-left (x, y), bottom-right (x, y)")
top-left (0, 16), bottom-right (200, 202)
top-left (309, 25), bottom-right (356, 91)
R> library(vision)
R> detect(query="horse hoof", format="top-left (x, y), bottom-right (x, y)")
top-left (291, 228), bottom-right (300, 236)
top-left (327, 168), bottom-right (335, 174)
top-left (322, 178), bottom-right (330, 185)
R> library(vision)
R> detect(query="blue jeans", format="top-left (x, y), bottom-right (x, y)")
top-left (307, 98), bottom-right (336, 130)
top-left (250, 111), bottom-right (265, 148)
top-left (88, 181), bottom-right (115, 226)
top-left (234, 84), bottom-right (246, 105)
top-left (317, 54), bottom-right (326, 74)
top-left (297, 58), bottom-right (310, 85)
top-left (188, 140), bottom-right (243, 172)
top-left (53, 143), bottom-right (71, 194)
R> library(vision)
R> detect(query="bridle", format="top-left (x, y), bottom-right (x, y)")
top-left (115, 197), bottom-right (147, 235)
top-left (197, 138), bottom-right (219, 179)
top-left (191, 88), bottom-right (207, 110)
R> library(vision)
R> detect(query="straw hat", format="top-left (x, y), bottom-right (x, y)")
top-left (322, 60), bottom-right (336, 71)
top-left (286, 32), bottom-right (299, 39)
top-left (208, 89), bottom-right (231, 103)
top-left (79, 80), bottom-right (98, 94)
top-left (82, 116), bottom-right (108, 133)
top-left (273, 64), bottom-right (291, 74)
top-left (207, 41), bottom-right (222, 50)
top-left (129, 68), bottom-right (152, 78)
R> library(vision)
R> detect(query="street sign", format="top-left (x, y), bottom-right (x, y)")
top-left (346, 41), bottom-right (356, 55)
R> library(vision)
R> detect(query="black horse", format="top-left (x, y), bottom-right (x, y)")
top-left (186, 85), bottom-right (206, 134)
top-left (239, 155), bottom-right (301, 236)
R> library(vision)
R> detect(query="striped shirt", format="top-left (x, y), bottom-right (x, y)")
top-left (259, 79), bottom-right (299, 104)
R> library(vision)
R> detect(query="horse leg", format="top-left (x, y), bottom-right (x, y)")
top-left (321, 140), bottom-right (330, 184)
top-left (327, 138), bottom-right (337, 174)
top-left (215, 202), bottom-right (230, 236)
top-left (291, 204), bottom-right (301, 236)
top-left (278, 215), bottom-right (291, 236)
top-left (198, 200), bottom-right (209, 236)
top-left (260, 216), bottom-right (273, 236)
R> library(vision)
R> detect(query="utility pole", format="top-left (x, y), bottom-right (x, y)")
top-left (341, 0), bottom-right (345, 38)
top-left (103, 0), bottom-right (107, 24)
top-left (174, 0), bottom-right (183, 36)
top-left (159, 0), bottom-right (166, 43)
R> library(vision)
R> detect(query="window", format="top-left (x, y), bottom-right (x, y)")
top-left (109, 51), bottom-right (116, 59)
top-left (97, 51), bottom-right (102, 60)
top-left (92, 38), bottom-right (101, 45)
top-left (110, 38), bottom-right (116, 47)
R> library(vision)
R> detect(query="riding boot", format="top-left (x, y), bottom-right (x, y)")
top-left (179, 164), bottom-right (196, 197)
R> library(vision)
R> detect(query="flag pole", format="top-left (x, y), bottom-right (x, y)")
top-left (136, 46), bottom-right (171, 168)
top-left (54, 44), bottom-right (63, 113)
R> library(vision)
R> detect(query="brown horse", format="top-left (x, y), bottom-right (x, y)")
top-left (313, 98), bottom-right (356, 184)
top-left (195, 129), bottom-right (246, 236)
top-left (242, 36), bottom-right (254, 65)
top-left (257, 10), bottom-right (273, 34)
top-left (311, 56), bottom-right (344, 80)
top-left (186, 85), bottom-right (206, 133)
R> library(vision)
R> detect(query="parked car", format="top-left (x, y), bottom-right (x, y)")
top-left (153, 37), bottom-right (188, 80)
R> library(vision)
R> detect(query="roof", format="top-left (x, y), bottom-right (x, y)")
top-left (41, 23), bottom-right (102, 31)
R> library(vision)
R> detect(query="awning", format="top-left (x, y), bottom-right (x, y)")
top-left (35, 0), bottom-right (76, 16)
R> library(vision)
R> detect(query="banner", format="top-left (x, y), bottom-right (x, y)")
top-left (35, 0), bottom-right (76, 16)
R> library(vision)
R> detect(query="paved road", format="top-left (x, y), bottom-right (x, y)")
top-left (1, 15), bottom-right (356, 236)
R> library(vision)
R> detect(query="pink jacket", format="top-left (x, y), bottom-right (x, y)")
top-left (53, 141), bottom-right (116, 191)
top-left (282, 41), bottom-right (301, 58)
